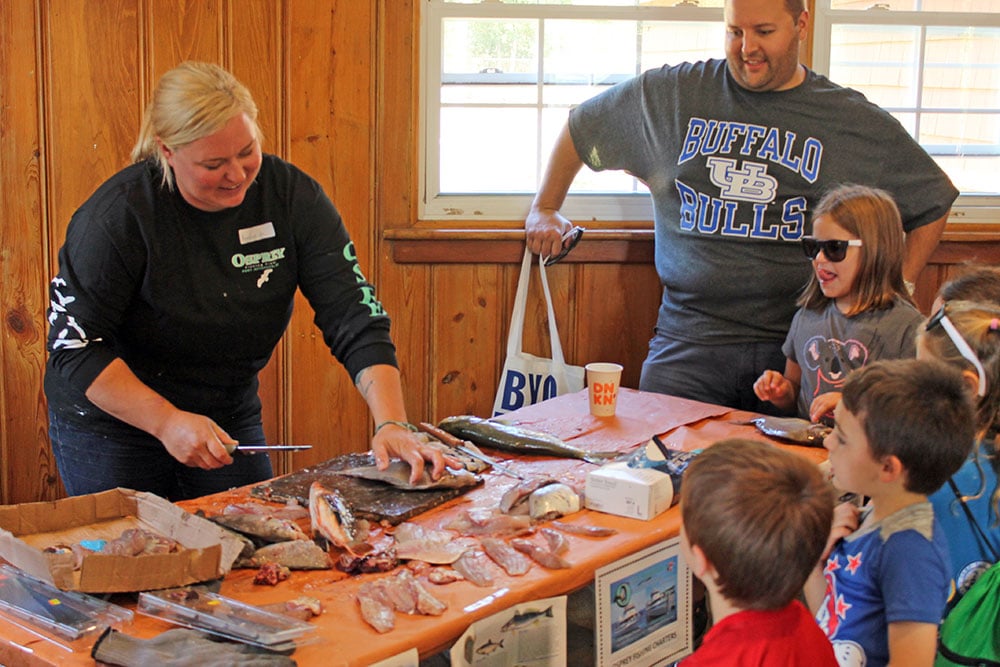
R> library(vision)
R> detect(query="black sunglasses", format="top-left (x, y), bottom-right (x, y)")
top-left (800, 237), bottom-right (863, 262)
top-left (544, 226), bottom-right (584, 266)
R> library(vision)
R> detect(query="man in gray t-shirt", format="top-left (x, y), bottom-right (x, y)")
top-left (525, 0), bottom-right (956, 412)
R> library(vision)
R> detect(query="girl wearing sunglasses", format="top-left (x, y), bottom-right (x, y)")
top-left (754, 184), bottom-right (924, 422)
top-left (920, 290), bottom-right (1000, 612)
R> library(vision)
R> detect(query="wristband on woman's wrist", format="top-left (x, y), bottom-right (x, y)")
top-left (374, 420), bottom-right (417, 435)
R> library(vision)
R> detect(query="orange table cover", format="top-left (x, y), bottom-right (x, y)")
top-left (0, 392), bottom-right (828, 667)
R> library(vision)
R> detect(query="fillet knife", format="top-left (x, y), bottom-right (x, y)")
top-left (225, 444), bottom-right (312, 454)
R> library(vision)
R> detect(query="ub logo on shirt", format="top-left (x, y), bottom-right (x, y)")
top-left (706, 157), bottom-right (777, 202)
top-left (674, 117), bottom-right (822, 241)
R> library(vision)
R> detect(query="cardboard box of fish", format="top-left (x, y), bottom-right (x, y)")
top-left (0, 488), bottom-right (246, 593)
top-left (584, 462), bottom-right (674, 521)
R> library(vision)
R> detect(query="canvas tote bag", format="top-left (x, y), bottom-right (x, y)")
top-left (492, 249), bottom-right (585, 416)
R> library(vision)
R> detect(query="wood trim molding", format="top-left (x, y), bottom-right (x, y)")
top-left (385, 225), bottom-right (999, 265)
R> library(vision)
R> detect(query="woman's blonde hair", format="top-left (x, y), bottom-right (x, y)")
top-left (131, 61), bottom-right (262, 189)
top-left (798, 183), bottom-right (912, 316)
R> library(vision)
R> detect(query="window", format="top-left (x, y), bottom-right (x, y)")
top-left (422, 0), bottom-right (1000, 222)
top-left (813, 0), bottom-right (1000, 222)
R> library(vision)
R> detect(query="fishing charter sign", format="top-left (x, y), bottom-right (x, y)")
top-left (449, 594), bottom-right (567, 666)
top-left (595, 537), bottom-right (692, 667)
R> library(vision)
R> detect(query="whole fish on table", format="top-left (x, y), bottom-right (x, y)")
top-left (437, 415), bottom-right (617, 464)
top-left (740, 416), bottom-right (831, 447)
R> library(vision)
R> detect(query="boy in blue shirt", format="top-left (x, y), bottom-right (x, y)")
top-left (805, 359), bottom-right (974, 667)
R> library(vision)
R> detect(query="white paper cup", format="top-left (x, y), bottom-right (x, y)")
top-left (586, 362), bottom-right (623, 417)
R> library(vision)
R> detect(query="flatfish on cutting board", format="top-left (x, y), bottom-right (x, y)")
top-left (333, 460), bottom-right (482, 490)
top-left (251, 453), bottom-right (473, 525)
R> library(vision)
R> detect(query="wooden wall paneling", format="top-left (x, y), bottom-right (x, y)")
top-left (43, 0), bottom-right (141, 258)
top-left (378, 261), bottom-right (432, 424)
top-left (0, 1), bottom-right (53, 504)
top-left (34, 0), bottom-right (142, 503)
top-left (287, 0), bottom-right (339, 469)
top-left (430, 265), bottom-right (503, 420)
top-left (146, 0), bottom-right (223, 77)
top-left (229, 0), bottom-right (286, 459)
top-left (286, 0), bottom-right (376, 467)
top-left (576, 264), bottom-right (660, 390)
top-left (374, 0), bottom-right (435, 425)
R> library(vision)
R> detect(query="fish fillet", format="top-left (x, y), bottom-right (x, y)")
top-left (480, 537), bottom-right (532, 576)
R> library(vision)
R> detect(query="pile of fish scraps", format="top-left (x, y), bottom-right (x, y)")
top-left (207, 423), bottom-right (623, 635)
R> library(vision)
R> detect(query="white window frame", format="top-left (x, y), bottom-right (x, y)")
top-left (421, 1), bottom-right (1000, 223)
top-left (812, 0), bottom-right (1000, 223)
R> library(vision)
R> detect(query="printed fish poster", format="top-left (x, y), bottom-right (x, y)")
top-left (449, 595), bottom-right (567, 666)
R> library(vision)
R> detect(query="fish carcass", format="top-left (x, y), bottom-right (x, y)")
top-left (309, 481), bottom-right (368, 555)
top-left (208, 512), bottom-right (310, 543)
top-left (437, 415), bottom-right (617, 464)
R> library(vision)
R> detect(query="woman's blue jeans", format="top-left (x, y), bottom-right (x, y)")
top-left (49, 411), bottom-right (274, 501)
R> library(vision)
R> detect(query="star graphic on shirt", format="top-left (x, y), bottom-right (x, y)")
top-left (835, 594), bottom-right (852, 619)
top-left (824, 555), bottom-right (841, 576)
top-left (846, 552), bottom-right (863, 575)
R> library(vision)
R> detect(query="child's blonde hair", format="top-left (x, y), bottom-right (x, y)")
top-left (798, 184), bottom-right (912, 316)
top-left (918, 300), bottom-right (1000, 519)
top-left (131, 61), bottom-right (263, 190)
top-left (920, 301), bottom-right (1000, 437)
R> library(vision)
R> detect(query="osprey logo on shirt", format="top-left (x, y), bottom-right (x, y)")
top-left (231, 248), bottom-right (286, 268)
top-left (231, 248), bottom-right (286, 287)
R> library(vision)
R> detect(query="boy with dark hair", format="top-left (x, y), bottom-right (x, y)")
top-left (806, 359), bottom-right (975, 667)
top-left (679, 438), bottom-right (837, 666)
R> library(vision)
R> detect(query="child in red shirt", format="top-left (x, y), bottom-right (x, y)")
top-left (680, 439), bottom-right (837, 666)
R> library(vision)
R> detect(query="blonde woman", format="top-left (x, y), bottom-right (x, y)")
top-left (45, 62), bottom-right (451, 500)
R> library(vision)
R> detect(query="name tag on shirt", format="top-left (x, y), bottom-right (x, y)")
top-left (239, 222), bottom-right (276, 245)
